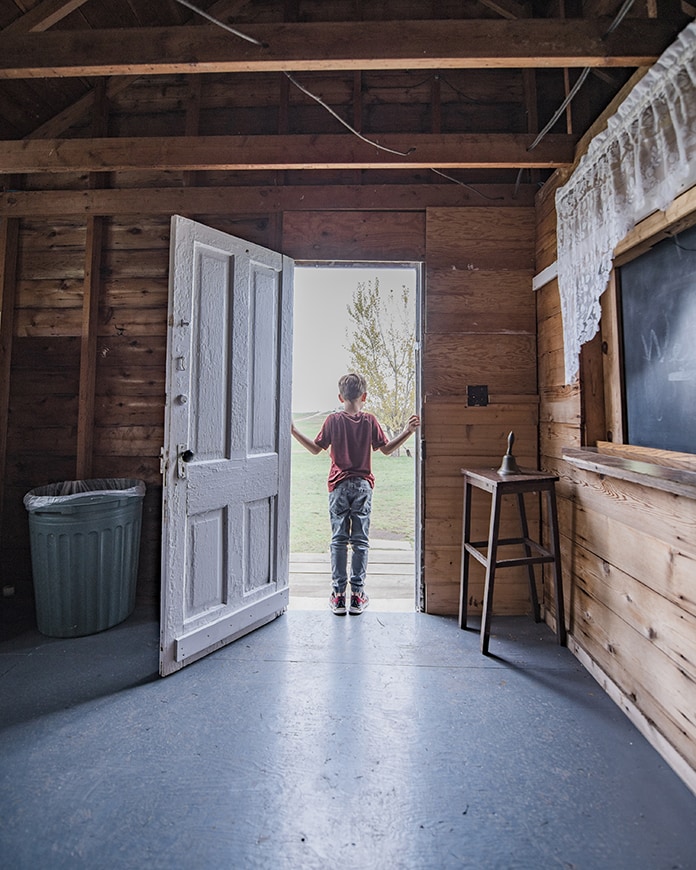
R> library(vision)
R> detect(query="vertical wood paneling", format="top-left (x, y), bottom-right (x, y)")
top-left (424, 207), bottom-right (538, 616)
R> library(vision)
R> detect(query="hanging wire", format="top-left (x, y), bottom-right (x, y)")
top-left (370, 72), bottom-right (484, 105)
top-left (171, 0), bottom-right (417, 157)
top-left (438, 74), bottom-right (486, 105)
top-left (527, 67), bottom-right (592, 152)
top-left (284, 72), bottom-right (415, 157)
top-left (172, 0), bottom-right (639, 193)
top-left (527, 0), bottom-right (638, 153)
top-left (171, 0), bottom-right (266, 47)
top-left (430, 168), bottom-right (504, 201)
top-left (602, 0), bottom-right (638, 36)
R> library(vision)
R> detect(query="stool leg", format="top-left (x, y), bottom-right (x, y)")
top-left (546, 486), bottom-right (566, 646)
top-left (459, 479), bottom-right (473, 629)
top-left (480, 488), bottom-right (502, 655)
top-left (516, 492), bottom-right (541, 623)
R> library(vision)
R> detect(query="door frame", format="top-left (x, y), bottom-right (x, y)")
top-left (291, 258), bottom-right (424, 610)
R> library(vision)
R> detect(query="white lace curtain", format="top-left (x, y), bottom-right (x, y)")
top-left (555, 21), bottom-right (696, 384)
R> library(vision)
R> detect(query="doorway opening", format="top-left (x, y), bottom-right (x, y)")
top-left (289, 262), bottom-right (422, 613)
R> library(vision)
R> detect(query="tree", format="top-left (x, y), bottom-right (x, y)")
top-left (345, 277), bottom-right (416, 441)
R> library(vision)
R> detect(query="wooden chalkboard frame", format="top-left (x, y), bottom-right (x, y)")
top-left (581, 192), bottom-right (696, 471)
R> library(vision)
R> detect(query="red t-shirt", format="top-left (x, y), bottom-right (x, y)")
top-left (314, 411), bottom-right (388, 491)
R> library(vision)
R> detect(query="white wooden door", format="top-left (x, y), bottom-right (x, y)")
top-left (159, 216), bottom-right (293, 677)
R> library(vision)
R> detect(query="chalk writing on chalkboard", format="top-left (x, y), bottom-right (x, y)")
top-left (618, 223), bottom-right (696, 454)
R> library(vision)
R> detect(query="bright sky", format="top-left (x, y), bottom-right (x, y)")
top-left (291, 265), bottom-right (417, 414)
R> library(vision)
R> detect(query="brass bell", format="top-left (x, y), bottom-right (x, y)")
top-left (498, 431), bottom-right (521, 475)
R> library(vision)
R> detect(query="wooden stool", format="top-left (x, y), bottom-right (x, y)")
top-left (459, 467), bottom-right (566, 655)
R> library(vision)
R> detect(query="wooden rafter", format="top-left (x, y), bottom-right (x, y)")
top-left (0, 20), bottom-right (679, 78)
top-left (478, 0), bottom-right (531, 19)
top-left (2, 0), bottom-right (91, 34)
top-left (0, 132), bottom-right (577, 173)
top-left (23, 0), bottom-right (285, 140)
top-left (26, 77), bottom-right (138, 140)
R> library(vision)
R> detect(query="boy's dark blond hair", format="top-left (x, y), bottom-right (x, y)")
top-left (338, 373), bottom-right (367, 402)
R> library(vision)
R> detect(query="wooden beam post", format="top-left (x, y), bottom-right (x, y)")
top-left (352, 70), bottom-right (362, 186)
top-left (559, 0), bottom-right (574, 135)
top-left (278, 72), bottom-right (290, 188)
top-left (0, 217), bottom-right (20, 536)
top-left (431, 74), bottom-right (442, 134)
top-left (75, 215), bottom-right (103, 480)
top-left (523, 69), bottom-right (540, 185)
top-left (75, 81), bottom-right (108, 479)
top-left (183, 75), bottom-right (202, 188)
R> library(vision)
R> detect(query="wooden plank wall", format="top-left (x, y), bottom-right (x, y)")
top-left (535, 177), bottom-right (696, 785)
top-left (0, 36), bottom-right (541, 617)
top-left (0, 200), bottom-right (540, 621)
top-left (423, 207), bottom-right (539, 615)
top-left (2, 215), bottom-right (169, 595)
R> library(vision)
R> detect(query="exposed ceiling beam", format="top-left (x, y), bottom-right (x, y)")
top-left (0, 133), bottom-right (578, 173)
top-left (0, 182), bottom-right (537, 217)
top-left (2, 0), bottom-right (90, 34)
top-left (0, 19), bottom-right (681, 78)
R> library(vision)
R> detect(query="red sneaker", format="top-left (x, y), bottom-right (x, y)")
top-left (349, 591), bottom-right (370, 615)
top-left (329, 592), bottom-right (347, 615)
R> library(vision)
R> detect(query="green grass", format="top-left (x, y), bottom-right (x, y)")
top-left (290, 412), bottom-right (416, 553)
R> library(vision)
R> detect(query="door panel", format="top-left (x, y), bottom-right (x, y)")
top-left (160, 216), bottom-right (293, 677)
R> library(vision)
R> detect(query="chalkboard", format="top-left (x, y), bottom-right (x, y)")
top-left (618, 224), bottom-right (696, 454)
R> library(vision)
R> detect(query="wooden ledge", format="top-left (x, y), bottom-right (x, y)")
top-left (562, 446), bottom-right (696, 500)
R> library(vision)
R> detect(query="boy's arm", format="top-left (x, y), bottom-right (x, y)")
top-left (380, 414), bottom-right (421, 456)
top-left (291, 422), bottom-right (324, 455)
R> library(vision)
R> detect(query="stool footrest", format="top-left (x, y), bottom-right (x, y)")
top-left (491, 554), bottom-right (556, 569)
top-left (464, 542), bottom-right (555, 570)
top-left (468, 536), bottom-right (552, 555)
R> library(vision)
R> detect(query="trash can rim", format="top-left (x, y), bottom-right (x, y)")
top-left (24, 478), bottom-right (146, 511)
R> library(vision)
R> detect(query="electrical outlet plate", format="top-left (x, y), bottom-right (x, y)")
top-left (467, 385), bottom-right (489, 406)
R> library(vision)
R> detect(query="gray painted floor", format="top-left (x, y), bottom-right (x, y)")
top-left (1, 606), bottom-right (695, 870)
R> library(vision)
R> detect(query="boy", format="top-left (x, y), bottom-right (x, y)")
top-left (291, 373), bottom-right (420, 615)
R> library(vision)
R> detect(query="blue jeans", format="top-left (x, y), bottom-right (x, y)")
top-left (328, 477), bottom-right (373, 594)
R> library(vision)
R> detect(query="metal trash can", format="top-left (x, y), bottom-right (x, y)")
top-left (23, 478), bottom-right (146, 638)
